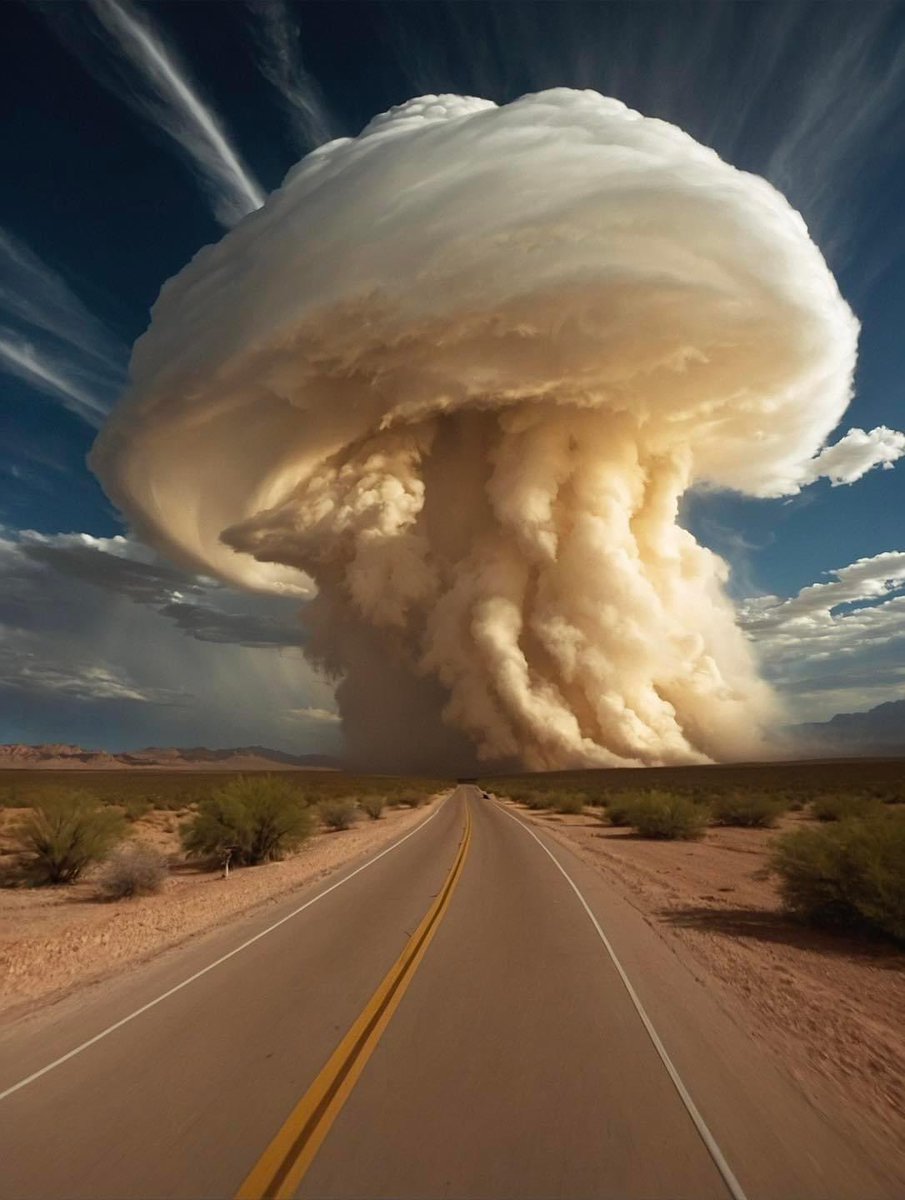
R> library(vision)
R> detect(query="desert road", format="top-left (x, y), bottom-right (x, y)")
top-left (0, 787), bottom-right (896, 1200)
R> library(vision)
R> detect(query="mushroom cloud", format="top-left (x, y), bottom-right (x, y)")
top-left (92, 89), bottom-right (867, 772)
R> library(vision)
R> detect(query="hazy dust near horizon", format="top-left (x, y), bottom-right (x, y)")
top-left (92, 89), bottom-right (862, 772)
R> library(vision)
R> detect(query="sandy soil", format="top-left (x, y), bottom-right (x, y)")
top-left (504, 800), bottom-right (905, 1158)
top-left (0, 798), bottom-right (442, 1024)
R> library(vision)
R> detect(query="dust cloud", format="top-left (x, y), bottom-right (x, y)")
top-left (92, 90), bottom-right (863, 771)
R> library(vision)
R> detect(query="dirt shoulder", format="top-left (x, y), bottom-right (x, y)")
top-left (0, 798), bottom-right (443, 1025)
top-left (503, 800), bottom-right (905, 1159)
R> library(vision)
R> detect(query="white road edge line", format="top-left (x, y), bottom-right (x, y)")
top-left (495, 800), bottom-right (748, 1200)
top-left (0, 796), bottom-right (450, 1103)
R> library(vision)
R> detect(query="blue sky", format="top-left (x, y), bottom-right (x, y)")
top-left (2, 0), bottom-right (905, 751)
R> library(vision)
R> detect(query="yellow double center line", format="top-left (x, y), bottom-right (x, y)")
top-left (237, 801), bottom-right (473, 1200)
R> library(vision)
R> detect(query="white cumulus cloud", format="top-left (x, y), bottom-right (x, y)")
top-left (800, 426), bottom-right (905, 488)
top-left (740, 551), bottom-right (905, 719)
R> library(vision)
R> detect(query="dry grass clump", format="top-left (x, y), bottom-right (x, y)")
top-left (771, 809), bottom-right (905, 940)
top-left (318, 797), bottom-right (359, 831)
top-left (12, 792), bottom-right (126, 884)
top-left (359, 794), bottom-right (386, 820)
top-left (181, 775), bottom-right (314, 865)
top-left (97, 842), bottom-right (168, 899)
top-left (711, 793), bottom-right (786, 828)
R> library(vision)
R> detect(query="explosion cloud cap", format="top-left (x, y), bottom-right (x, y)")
top-left (92, 89), bottom-right (861, 769)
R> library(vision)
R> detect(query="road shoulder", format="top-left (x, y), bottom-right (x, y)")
top-left (500, 799), bottom-right (905, 1193)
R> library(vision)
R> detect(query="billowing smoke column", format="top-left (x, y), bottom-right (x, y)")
top-left (92, 90), bottom-right (860, 772)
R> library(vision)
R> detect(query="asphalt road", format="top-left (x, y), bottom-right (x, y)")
top-left (0, 787), bottom-right (896, 1199)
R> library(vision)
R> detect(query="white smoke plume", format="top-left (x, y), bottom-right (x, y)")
top-left (93, 90), bottom-right (878, 772)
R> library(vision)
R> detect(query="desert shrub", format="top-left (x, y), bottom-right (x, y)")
top-left (629, 792), bottom-right (709, 840)
top-left (770, 812), bottom-right (905, 939)
top-left (603, 795), bottom-right (642, 826)
top-left (712, 793), bottom-right (786, 828)
top-left (555, 793), bottom-right (585, 815)
top-left (506, 787), bottom-right (539, 804)
top-left (394, 790), bottom-right (427, 809)
top-left (319, 797), bottom-right (359, 831)
top-left (583, 793), bottom-right (607, 808)
top-left (181, 775), bottom-right (314, 866)
top-left (97, 842), bottom-right (167, 899)
top-left (811, 794), bottom-right (882, 823)
top-left (522, 792), bottom-right (557, 811)
top-left (13, 792), bottom-right (126, 884)
top-left (359, 794), bottom-right (386, 820)
top-left (121, 797), bottom-right (153, 823)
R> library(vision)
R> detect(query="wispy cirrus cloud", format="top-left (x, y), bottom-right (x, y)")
top-left (247, 0), bottom-right (337, 152)
top-left (761, 8), bottom-right (905, 246)
top-left (0, 227), bottom-right (127, 425)
top-left (0, 228), bottom-right (124, 371)
top-left (43, 0), bottom-right (265, 226)
top-left (385, 3), bottom-right (905, 274)
top-left (0, 330), bottom-right (111, 427)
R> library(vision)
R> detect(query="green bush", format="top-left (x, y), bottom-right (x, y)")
top-left (555, 793), bottom-right (585, 815)
top-left (181, 776), bottom-right (314, 866)
top-left (712, 793), bottom-right (786, 828)
top-left (97, 842), bottom-right (167, 899)
top-left (811, 794), bottom-right (882, 823)
top-left (628, 792), bottom-right (709, 840)
top-left (13, 792), bottom-right (126, 884)
top-left (359, 794), bottom-right (386, 821)
top-left (319, 797), bottom-right (359, 831)
top-left (770, 812), bottom-right (905, 939)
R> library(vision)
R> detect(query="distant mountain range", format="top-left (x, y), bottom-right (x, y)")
top-left (0, 744), bottom-right (339, 771)
top-left (4, 700), bottom-right (903, 770)
top-left (789, 699), bottom-right (905, 756)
